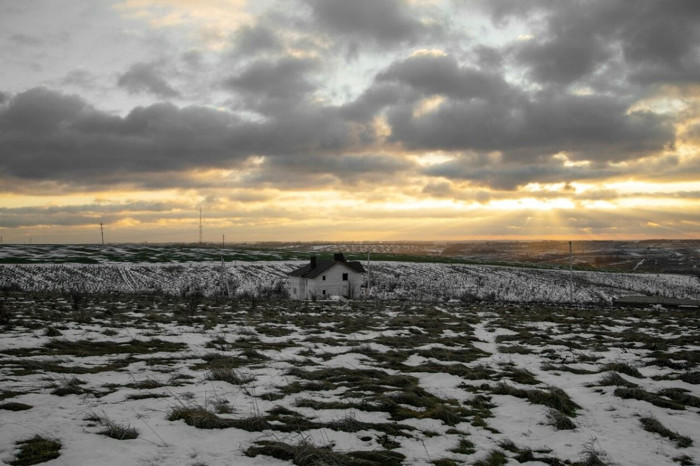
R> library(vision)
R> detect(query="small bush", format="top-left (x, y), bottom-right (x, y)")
top-left (596, 372), bottom-right (638, 388)
top-left (211, 398), bottom-right (233, 414)
top-left (574, 451), bottom-right (607, 466)
top-left (11, 435), bottom-right (61, 466)
top-left (168, 405), bottom-right (228, 429)
top-left (547, 408), bottom-right (576, 430)
top-left (100, 421), bottom-right (139, 440)
top-left (128, 377), bottom-right (163, 390)
top-left (45, 326), bottom-right (62, 337)
top-left (449, 438), bottom-right (475, 455)
top-left (514, 448), bottom-right (536, 462)
top-left (85, 413), bottom-right (139, 440)
top-left (574, 441), bottom-right (608, 466)
top-left (504, 367), bottom-right (539, 385)
top-left (497, 439), bottom-right (518, 453)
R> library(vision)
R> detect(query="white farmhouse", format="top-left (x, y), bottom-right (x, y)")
top-left (288, 253), bottom-right (365, 300)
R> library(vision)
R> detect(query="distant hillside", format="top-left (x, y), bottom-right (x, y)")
top-left (0, 241), bottom-right (697, 274)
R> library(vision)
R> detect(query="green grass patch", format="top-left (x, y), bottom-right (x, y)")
top-left (125, 392), bottom-right (169, 400)
top-left (501, 366), bottom-right (539, 385)
top-left (679, 371), bottom-right (700, 384)
top-left (473, 450), bottom-right (508, 466)
top-left (614, 387), bottom-right (686, 410)
top-left (50, 377), bottom-right (86, 396)
top-left (602, 363), bottom-right (643, 378)
top-left (11, 435), bottom-right (61, 466)
top-left (546, 408), bottom-right (576, 430)
top-left (640, 417), bottom-right (692, 448)
top-left (208, 367), bottom-right (255, 385)
top-left (449, 438), bottom-right (475, 455)
top-left (0, 402), bottom-right (32, 411)
top-left (5, 338), bottom-right (187, 358)
top-left (492, 383), bottom-right (580, 417)
top-left (244, 439), bottom-right (405, 466)
top-left (85, 414), bottom-right (140, 440)
top-left (595, 372), bottom-right (639, 388)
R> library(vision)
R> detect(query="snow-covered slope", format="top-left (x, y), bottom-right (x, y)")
top-left (1, 261), bottom-right (697, 303)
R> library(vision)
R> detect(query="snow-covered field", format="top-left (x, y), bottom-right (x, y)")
top-left (0, 295), bottom-right (698, 465)
top-left (1, 261), bottom-right (699, 303)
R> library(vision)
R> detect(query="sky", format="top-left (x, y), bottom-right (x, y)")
top-left (0, 0), bottom-right (699, 244)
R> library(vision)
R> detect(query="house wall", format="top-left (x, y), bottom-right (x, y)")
top-left (290, 264), bottom-right (362, 300)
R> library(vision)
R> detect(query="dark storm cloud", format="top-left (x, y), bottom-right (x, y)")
top-left (514, 35), bottom-right (610, 85)
top-left (620, 0), bottom-right (700, 84)
top-left (479, 0), bottom-right (700, 86)
top-left (339, 83), bottom-right (405, 122)
top-left (117, 62), bottom-right (180, 99)
top-left (365, 53), bottom-right (674, 165)
top-left (0, 87), bottom-right (379, 188)
top-left (424, 156), bottom-right (621, 191)
top-left (304, 0), bottom-right (432, 46)
top-left (223, 56), bottom-right (319, 113)
top-left (377, 53), bottom-right (515, 102)
top-left (0, 87), bottom-right (85, 133)
top-left (0, 87), bottom-right (247, 182)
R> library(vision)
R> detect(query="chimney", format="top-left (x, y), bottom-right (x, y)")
top-left (333, 253), bottom-right (346, 263)
top-left (310, 256), bottom-right (317, 268)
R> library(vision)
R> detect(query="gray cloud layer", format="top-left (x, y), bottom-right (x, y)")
top-left (0, 0), bottom-right (697, 194)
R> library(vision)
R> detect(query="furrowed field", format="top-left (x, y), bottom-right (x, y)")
top-left (1, 293), bottom-right (698, 465)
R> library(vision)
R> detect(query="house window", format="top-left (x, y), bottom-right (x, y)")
top-left (342, 273), bottom-right (348, 281)
top-left (322, 275), bottom-right (326, 280)
top-left (322, 290), bottom-right (326, 295)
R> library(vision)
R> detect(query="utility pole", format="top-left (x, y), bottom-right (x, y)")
top-left (222, 234), bottom-right (225, 248)
top-left (100, 221), bottom-right (104, 245)
top-left (569, 241), bottom-right (573, 303)
top-left (199, 208), bottom-right (203, 245)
